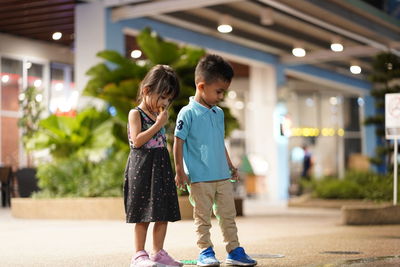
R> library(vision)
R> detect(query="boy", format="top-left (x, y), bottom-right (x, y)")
top-left (174, 54), bottom-right (257, 267)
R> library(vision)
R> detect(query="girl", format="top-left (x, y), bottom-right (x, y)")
top-left (124, 65), bottom-right (182, 267)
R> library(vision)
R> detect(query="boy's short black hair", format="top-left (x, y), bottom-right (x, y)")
top-left (195, 54), bottom-right (234, 84)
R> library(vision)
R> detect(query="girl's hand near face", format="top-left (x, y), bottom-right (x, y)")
top-left (156, 108), bottom-right (168, 126)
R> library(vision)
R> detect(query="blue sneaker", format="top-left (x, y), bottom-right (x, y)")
top-left (226, 247), bottom-right (257, 266)
top-left (197, 247), bottom-right (220, 267)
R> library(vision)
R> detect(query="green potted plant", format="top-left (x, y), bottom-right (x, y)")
top-left (16, 86), bottom-right (44, 197)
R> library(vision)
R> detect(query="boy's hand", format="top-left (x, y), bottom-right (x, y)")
top-left (175, 172), bottom-right (189, 190)
top-left (230, 166), bottom-right (239, 182)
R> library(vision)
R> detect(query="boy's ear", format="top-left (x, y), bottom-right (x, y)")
top-left (197, 82), bottom-right (205, 92)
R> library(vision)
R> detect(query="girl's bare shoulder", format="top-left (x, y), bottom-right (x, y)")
top-left (128, 109), bottom-right (140, 122)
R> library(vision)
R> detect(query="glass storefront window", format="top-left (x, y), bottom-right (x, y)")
top-left (49, 63), bottom-right (76, 116)
top-left (287, 88), bottom-right (363, 194)
top-left (1, 57), bottom-right (23, 167)
top-left (1, 58), bottom-right (22, 111)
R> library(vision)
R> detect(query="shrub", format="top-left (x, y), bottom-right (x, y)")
top-left (306, 171), bottom-right (398, 201)
top-left (33, 151), bottom-right (127, 198)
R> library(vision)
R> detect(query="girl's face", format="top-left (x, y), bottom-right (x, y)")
top-left (144, 92), bottom-right (173, 113)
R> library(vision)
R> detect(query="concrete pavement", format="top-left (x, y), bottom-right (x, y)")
top-left (1, 199), bottom-right (399, 267)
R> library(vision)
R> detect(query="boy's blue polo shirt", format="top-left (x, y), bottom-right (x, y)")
top-left (175, 97), bottom-right (231, 183)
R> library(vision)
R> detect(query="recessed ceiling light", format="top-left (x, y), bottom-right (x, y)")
top-left (350, 65), bottom-right (361, 74)
top-left (331, 43), bottom-right (344, 52)
top-left (130, 49), bottom-right (142, 59)
top-left (218, 24), bottom-right (232, 33)
top-left (218, 15), bottom-right (232, 33)
top-left (52, 32), bottom-right (62, 40)
top-left (292, 47), bottom-right (306, 57)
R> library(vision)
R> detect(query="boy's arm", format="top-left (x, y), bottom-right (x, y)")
top-left (174, 136), bottom-right (189, 189)
top-left (225, 146), bottom-right (239, 181)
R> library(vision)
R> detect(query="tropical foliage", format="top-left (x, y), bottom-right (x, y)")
top-left (27, 107), bottom-right (115, 160)
top-left (83, 27), bottom-right (239, 144)
top-left (25, 27), bottom-right (239, 198)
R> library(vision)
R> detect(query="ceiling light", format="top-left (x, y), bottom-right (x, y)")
top-left (329, 96), bottom-right (338, 105)
top-left (19, 93), bottom-right (25, 101)
top-left (218, 15), bottom-right (232, 33)
top-left (292, 47), bottom-right (306, 57)
top-left (218, 24), bottom-right (232, 33)
top-left (35, 94), bottom-right (43, 102)
top-left (1, 75), bottom-right (10, 83)
top-left (55, 82), bottom-right (64, 91)
top-left (350, 64), bottom-right (361, 74)
top-left (234, 101), bottom-right (244, 110)
top-left (357, 97), bottom-right (364, 107)
top-left (228, 91), bottom-right (237, 99)
top-left (260, 8), bottom-right (274, 25)
top-left (52, 32), bottom-right (62, 40)
top-left (330, 42), bottom-right (343, 52)
top-left (25, 61), bottom-right (32, 69)
top-left (33, 79), bottom-right (42, 88)
top-left (130, 49), bottom-right (142, 59)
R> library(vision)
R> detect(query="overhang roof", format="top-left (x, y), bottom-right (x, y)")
top-left (109, 0), bottom-right (400, 78)
top-left (1, 0), bottom-right (399, 78)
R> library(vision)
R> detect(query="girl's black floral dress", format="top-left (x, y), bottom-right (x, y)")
top-left (124, 107), bottom-right (181, 223)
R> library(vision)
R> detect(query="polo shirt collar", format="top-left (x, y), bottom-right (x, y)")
top-left (189, 96), bottom-right (216, 114)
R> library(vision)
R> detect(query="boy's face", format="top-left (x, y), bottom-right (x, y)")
top-left (197, 79), bottom-right (230, 108)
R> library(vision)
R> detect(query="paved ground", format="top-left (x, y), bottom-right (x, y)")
top-left (1, 199), bottom-right (399, 267)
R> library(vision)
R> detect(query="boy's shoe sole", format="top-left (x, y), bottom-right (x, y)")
top-left (225, 259), bottom-right (257, 266)
top-left (197, 264), bottom-right (220, 267)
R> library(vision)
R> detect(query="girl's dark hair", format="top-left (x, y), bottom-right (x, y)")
top-left (137, 64), bottom-right (180, 102)
top-left (195, 54), bottom-right (234, 84)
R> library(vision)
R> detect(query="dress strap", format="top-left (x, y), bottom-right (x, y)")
top-left (136, 107), bottom-right (156, 123)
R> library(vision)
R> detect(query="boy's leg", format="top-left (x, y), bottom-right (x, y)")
top-left (213, 180), bottom-right (240, 253)
top-left (189, 182), bottom-right (216, 250)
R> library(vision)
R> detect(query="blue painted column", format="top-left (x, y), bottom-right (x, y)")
top-left (364, 94), bottom-right (381, 172)
top-left (105, 8), bottom-right (125, 54)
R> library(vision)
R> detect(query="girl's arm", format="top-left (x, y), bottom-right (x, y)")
top-left (128, 109), bottom-right (167, 148)
top-left (174, 136), bottom-right (188, 188)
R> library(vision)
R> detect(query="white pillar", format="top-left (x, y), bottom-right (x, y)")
top-left (246, 64), bottom-right (279, 200)
top-left (75, 1), bottom-right (106, 93)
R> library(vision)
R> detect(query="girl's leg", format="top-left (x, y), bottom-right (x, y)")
top-left (134, 222), bottom-right (150, 252)
top-left (150, 222), bottom-right (182, 266)
top-left (152, 221), bottom-right (168, 253)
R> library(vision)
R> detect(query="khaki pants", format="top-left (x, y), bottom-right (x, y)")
top-left (188, 179), bottom-right (240, 253)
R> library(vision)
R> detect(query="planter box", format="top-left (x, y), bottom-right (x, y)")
top-left (11, 196), bottom-right (242, 220)
top-left (11, 197), bottom-right (125, 220)
top-left (342, 204), bottom-right (400, 225)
